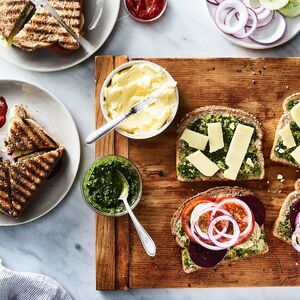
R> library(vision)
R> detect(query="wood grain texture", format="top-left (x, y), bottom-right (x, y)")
top-left (95, 56), bottom-right (116, 290)
top-left (96, 57), bottom-right (300, 289)
top-left (114, 56), bottom-right (130, 290)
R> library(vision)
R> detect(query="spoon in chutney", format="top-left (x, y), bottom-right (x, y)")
top-left (116, 171), bottom-right (156, 257)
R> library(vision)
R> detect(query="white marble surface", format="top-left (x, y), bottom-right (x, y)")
top-left (0, 1), bottom-right (300, 299)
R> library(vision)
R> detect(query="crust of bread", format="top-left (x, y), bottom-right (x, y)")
top-left (176, 106), bottom-right (264, 181)
top-left (13, 0), bottom-right (83, 51)
top-left (273, 179), bottom-right (300, 244)
top-left (171, 186), bottom-right (268, 273)
top-left (270, 93), bottom-right (300, 167)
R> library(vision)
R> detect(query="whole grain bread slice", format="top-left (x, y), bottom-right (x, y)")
top-left (270, 93), bottom-right (300, 167)
top-left (171, 186), bottom-right (269, 273)
top-left (176, 106), bottom-right (264, 181)
top-left (273, 179), bottom-right (300, 244)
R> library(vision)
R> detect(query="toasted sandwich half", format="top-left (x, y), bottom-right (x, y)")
top-left (13, 0), bottom-right (84, 52)
top-left (10, 146), bottom-right (64, 218)
top-left (6, 105), bottom-right (58, 155)
top-left (0, 161), bottom-right (12, 216)
top-left (0, 0), bottom-right (34, 46)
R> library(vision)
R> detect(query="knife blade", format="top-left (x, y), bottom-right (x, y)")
top-left (30, 0), bottom-right (94, 52)
top-left (85, 96), bottom-right (157, 144)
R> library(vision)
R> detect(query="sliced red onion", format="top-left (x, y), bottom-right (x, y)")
top-left (212, 198), bottom-right (254, 238)
top-left (191, 226), bottom-right (224, 251)
top-left (233, 8), bottom-right (258, 38)
top-left (190, 203), bottom-right (230, 241)
top-left (207, 0), bottom-right (220, 5)
top-left (292, 223), bottom-right (300, 252)
top-left (215, 0), bottom-right (249, 34)
top-left (208, 215), bottom-right (240, 249)
top-left (256, 7), bottom-right (272, 20)
top-left (249, 12), bottom-right (286, 45)
top-left (256, 10), bottom-right (275, 28)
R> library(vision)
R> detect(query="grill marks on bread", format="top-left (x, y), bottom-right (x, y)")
top-left (0, 0), bottom-right (29, 39)
top-left (10, 147), bottom-right (64, 217)
top-left (6, 105), bottom-right (58, 153)
top-left (0, 162), bottom-right (12, 216)
top-left (13, 0), bottom-right (82, 51)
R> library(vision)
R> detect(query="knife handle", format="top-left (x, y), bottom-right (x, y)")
top-left (86, 114), bottom-right (127, 144)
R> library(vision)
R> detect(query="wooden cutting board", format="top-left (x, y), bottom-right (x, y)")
top-left (94, 56), bottom-right (300, 290)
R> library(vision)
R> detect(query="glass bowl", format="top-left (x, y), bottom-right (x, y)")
top-left (124, 0), bottom-right (168, 23)
top-left (81, 155), bottom-right (143, 217)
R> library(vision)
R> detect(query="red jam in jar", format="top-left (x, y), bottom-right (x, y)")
top-left (0, 96), bottom-right (8, 129)
top-left (125, 0), bottom-right (167, 22)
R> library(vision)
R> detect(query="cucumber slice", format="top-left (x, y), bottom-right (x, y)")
top-left (260, 0), bottom-right (289, 10)
top-left (279, 0), bottom-right (300, 18)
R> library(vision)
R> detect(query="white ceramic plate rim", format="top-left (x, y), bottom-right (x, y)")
top-left (205, 1), bottom-right (300, 50)
top-left (0, 79), bottom-right (81, 226)
top-left (0, 0), bottom-right (120, 72)
top-left (99, 60), bottom-right (179, 139)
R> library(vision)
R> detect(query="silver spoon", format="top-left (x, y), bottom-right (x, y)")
top-left (116, 171), bottom-right (156, 257)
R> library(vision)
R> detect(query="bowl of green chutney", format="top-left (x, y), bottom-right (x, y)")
top-left (81, 155), bottom-right (143, 217)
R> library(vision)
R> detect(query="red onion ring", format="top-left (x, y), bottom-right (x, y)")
top-left (207, 0), bottom-right (287, 46)
top-left (292, 222), bottom-right (300, 252)
top-left (249, 11), bottom-right (286, 45)
top-left (233, 8), bottom-right (258, 39)
top-left (215, 0), bottom-right (249, 34)
top-left (208, 215), bottom-right (240, 249)
top-left (212, 198), bottom-right (254, 238)
top-left (189, 197), bottom-right (255, 251)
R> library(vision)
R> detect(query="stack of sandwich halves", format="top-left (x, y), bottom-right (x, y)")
top-left (0, 105), bottom-right (64, 218)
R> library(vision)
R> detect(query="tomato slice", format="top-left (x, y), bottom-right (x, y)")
top-left (215, 196), bottom-right (255, 245)
top-left (181, 196), bottom-right (214, 243)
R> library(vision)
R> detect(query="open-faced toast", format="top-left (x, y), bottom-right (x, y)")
top-left (273, 179), bottom-right (300, 245)
top-left (271, 93), bottom-right (300, 168)
top-left (171, 186), bottom-right (269, 273)
top-left (176, 106), bottom-right (264, 181)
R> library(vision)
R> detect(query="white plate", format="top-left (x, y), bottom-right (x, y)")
top-left (0, 0), bottom-right (120, 72)
top-left (205, 2), bottom-right (300, 50)
top-left (0, 79), bottom-right (80, 226)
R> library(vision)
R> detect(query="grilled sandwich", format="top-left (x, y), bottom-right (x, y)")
top-left (0, 0), bottom-right (34, 46)
top-left (6, 105), bottom-right (58, 155)
top-left (0, 162), bottom-right (12, 216)
top-left (10, 146), bottom-right (64, 218)
top-left (13, 0), bottom-right (84, 52)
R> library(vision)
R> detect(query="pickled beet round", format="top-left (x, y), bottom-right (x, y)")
top-left (188, 241), bottom-right (227, 268)
top-left (237, 195), bottom-right (266, 226)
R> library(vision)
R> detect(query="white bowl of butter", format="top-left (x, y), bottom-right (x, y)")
top-left (100, 60), bottom-right (179, 139)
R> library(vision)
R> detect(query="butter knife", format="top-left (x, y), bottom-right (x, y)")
top-left (30, 0), bottom-right (94, 52)
top-left (86, 96), bottom-right (157, 144)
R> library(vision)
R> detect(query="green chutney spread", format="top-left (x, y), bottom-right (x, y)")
top-left (82, 156), bottom-right (141, 215)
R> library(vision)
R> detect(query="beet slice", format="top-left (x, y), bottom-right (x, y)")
top-left (237, 195), bottom-right (266, 226)
top-left (290, 199), bottom-right (300, 232)
top-left (188, 242), bottom-right (227, 268)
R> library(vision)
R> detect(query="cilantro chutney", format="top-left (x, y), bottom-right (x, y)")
top-left (82, 156), bottom-right (142, 216)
